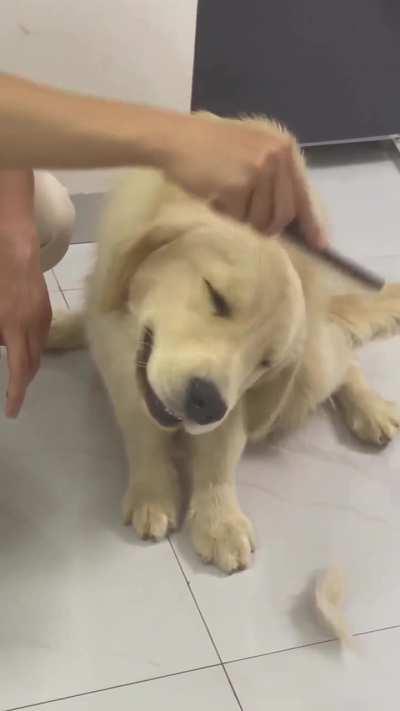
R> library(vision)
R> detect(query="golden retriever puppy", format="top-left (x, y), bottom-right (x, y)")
top-left (48, 123), bottom-right (400, 574)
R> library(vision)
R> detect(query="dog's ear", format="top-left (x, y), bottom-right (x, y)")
top-left (245, 329), bottom-right (305, 441)
top-left (99, 222), bottom-right (180, 312)
top-left (99, 181), bottom-right (211, 312)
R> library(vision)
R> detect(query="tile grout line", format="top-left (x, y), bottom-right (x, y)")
top-left (51, 242), bottom-right (95, 294)
top-left (60, 288), bottom-right (85, 292)
top-left (167, 541), bottom-right (400, 680)
top-left (51, 269), bottom-right (70, 310)
top-left (223, 622), bottom-right (400, 667)
top-left (6, 607), bottom-right (400, 710)
top-left (353, 622), bottom-right (400, 637)
top-left (60, 290), bottom-right (70, 310)
top-left (48, 269), bottom-right (70, 310)
top-left (5, 663), bottom-right (221, 711)
top-left (168, 538), bottom-right (245, 711)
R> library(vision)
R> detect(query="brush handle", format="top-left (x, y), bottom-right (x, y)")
top-left (285, 223), bottom-right (385, 291)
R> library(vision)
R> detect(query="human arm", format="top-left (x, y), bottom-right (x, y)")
top-left (0, 73), bottom-right (327, 246)
top-left (0, 73), bottom-right (327, 417)
top-left (0, 169), bottom-right (51, 417)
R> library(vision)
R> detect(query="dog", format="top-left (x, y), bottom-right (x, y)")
top-left (48, 117), bottom-right (400, 573)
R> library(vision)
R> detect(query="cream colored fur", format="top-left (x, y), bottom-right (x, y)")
top-left (48, 118), bottom-right (400, 573)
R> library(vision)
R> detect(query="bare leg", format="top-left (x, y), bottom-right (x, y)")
top-left (34, 171), bottom-right (75, 271)
top-left (188, 404), bottom-right (255, 573)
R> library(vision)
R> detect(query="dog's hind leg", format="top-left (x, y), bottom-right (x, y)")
top-left (330, 284), bottom-right (400, 347)
top-left (47, 310), bottom-right (86, 350)
top-left (334, 362), bottom-right (400, 446)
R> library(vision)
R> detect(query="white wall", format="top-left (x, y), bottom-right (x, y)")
top-left (0, 1), bottom-right (198, 192)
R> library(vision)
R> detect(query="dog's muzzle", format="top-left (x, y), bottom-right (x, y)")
top-left (184, 377), bottom-right (227, 426)
top-left (136, 329), bottom-right (227, 430)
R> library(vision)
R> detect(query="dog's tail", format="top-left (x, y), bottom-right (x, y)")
top-left (47, 311), bottom-right (86, 350)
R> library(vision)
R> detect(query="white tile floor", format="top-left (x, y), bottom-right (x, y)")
top-left (1, 145), bottom-right (400, 710)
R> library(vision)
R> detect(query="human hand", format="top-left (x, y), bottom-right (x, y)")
top-left (0, 221), bottom-right (51, 417)
top-left (169, 113), bottom-right (328, 249)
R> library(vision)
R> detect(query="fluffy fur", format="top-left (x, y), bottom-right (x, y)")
top-left (315, 567), bottom-right (353, 649)
top-left (48, 117), bottom-right (400, 573)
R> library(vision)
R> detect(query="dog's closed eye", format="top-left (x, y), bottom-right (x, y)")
top-left (204, 280), bottom-right (231, 317)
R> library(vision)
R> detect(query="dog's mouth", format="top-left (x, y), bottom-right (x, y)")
top-left (136, 329), bottom-right (182, 428)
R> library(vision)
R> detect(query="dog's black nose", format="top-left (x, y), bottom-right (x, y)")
top-left (185, 378), bottom-right (227, 425)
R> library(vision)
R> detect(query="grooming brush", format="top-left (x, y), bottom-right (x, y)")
top-left (285, 221), bottom-right (385, 291)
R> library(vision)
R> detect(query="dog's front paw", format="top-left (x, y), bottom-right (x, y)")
top-left (123, 480), bottom-right (181, 541)
top-left (190, 505), bottom-right (255, 574)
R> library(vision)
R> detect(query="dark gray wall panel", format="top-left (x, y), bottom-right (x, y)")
top-left (191, 1), bottom-right (400, 144)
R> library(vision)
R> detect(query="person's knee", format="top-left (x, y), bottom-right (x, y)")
top-left (34, 172), bottom-right (75, 272)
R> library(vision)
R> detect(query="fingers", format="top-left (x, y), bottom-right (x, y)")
top-left (213, 148), bottom-right (292, 233)
top-left (296, 199), bottom-right (329, 250)
top-left (5, 331), bottom-right (30, 418)
top-left (267, 149), bottom-right (297, 235)
top-left (27, 299), bottom-right (51, 381)
top-left (27, 331), bottom-right (42, 380)
top-left (3, 325), bottom-right (45, 417)
top-left (247, 148), bottom-right (297, 235)
top-left (211, 182), bottom-right (251, 223)
top-left (288, 143), bottom-right (328, 249)
top-left (246, 152), bottom-right (276, 232)
top-left (186, 113), bottom-right (329, 248)
top-left (248, 140), bottom-right (328, 248)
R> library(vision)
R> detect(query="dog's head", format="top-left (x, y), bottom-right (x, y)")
top-left (103, 187), bottom-right (306, 434)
